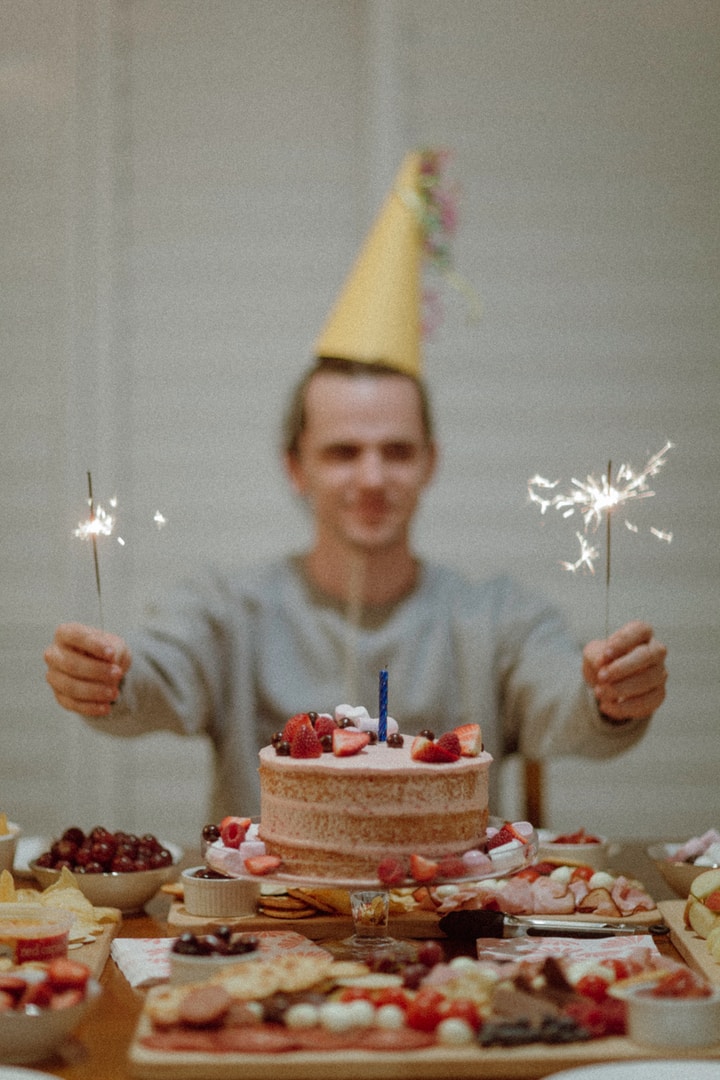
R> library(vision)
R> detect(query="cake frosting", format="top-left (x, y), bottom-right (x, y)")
top-left (256, 735), bottom-right (492, 881)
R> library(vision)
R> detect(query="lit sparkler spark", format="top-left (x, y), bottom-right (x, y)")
top-left (528, 440), bottom-right (674, 572)
top-left (561, 533), bottom-right (600, 574)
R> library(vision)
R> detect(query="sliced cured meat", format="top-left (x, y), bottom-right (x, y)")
top-left (494, 876), bottom-right (534, 914)
top-left (530, 876), bottom-right (575, 914)
top-left (178, 985), bottom-right (233, 1028)
top-left (610, 876), bottom-right (655, 915)
top-left (577, 887), bottom-right (622, 918)
top-left (357, 1027), bottom-right (436, 1051)
top-left (216, 1025), bottom-right (301, 1052)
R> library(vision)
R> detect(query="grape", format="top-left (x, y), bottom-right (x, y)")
top-left (36, 827), bottom-right (173, 874)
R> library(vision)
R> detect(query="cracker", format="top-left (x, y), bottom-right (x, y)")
top-left (259, 894), bottom-right (313, 912)
top-left (273, 952), bottom-right (335, 993)
top-left (212, 959), bottom-right (282, 1000)
top-left (0, 870), bottom-right (16, 903)
top-left (289, 887), bottom-right (352, 916)
top-left (257, 902), bottom-right (317, 920)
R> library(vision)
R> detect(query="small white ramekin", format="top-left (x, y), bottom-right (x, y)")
top-left (181, 866), bottom-right (260, 918)
top-left (614, 983), bottom-right (720, 1049)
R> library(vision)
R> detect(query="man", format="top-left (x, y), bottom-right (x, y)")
top-left (43, 152), bottom-right (667, 819)
top-left (44, 356), bottom-right (667, 818)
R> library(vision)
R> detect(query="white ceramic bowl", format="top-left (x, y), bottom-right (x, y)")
top-left (0, 969), bottom-right (101, 1065)
top-left (181, 866), bottom-right (260, 918)
top-left (30, 841), bottom-right (182, 914)
top-left (0, 824), bottom-right (22, 874)
top-left (537, 830), bottom-right (610, 870)
top-left (170, 937), bottom-right (261, 984)
top-left (612, 982), bottom-right (720, 1049)
top-left (647, 842), bottom-right (720, 898)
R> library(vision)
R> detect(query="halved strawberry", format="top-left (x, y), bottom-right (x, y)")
top-left (437, 855), bottom-right (468, 879)
top-left (332, 728), bottom-right (370, 757)
top-left (244, 854), bottom-right (281, 876)
top-left (436, 731), bottom-right (461, 760)
top-left (410, 853), bottom-right (439, 882)
top-left (282, 712), bottom-right (314, 742)
top-left (377, 856), bottom-right (406, 886)
top-left (290, 725), bottom-right (323, 759)
top-left (220, 816), bottom-right (251, 848)
top-left (486, 822), bottom-right (528, 850)
top-left (453, 722), bottom-right (483, 757)
top-left (314, 715), bottom-right (338, 739)
top-left (410, 736), bottom-right (459, 763)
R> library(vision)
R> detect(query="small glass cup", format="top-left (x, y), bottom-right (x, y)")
top-left (349, 890), bottom-right (390, 942)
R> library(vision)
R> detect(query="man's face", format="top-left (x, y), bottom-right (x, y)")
top-left (286, 370), bottom-right (437, 553)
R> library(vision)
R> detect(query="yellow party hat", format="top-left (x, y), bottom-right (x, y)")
top-left (315, 150), bottom-right (455, 377)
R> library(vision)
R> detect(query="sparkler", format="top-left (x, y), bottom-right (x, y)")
top-left (73, 475), bottom-right (167, 628)
top-left (73, 472), bottom-right (115, 628)
top-left (528, 441), bottom-right (674, 637)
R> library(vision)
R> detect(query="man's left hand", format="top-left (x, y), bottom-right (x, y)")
top-left (583, 620), bottom-right (667, 722)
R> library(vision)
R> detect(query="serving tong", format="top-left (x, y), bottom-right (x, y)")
top-left (438, 909), bottom-right (669, 939)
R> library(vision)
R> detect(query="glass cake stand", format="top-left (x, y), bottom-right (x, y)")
top-left (205, 819), bottom-right (538, 962)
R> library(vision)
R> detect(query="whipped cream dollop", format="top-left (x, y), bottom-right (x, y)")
top-left (332, 704), bottom-right (399, 737)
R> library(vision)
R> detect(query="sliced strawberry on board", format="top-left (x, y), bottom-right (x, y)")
top-left (244, 854), bottom-right (281, 876)
top-left (290, 725), bottom-right (323, 759)
top-left (49, 988), bottom-right (85, 1010)
top-left (453, 722), bottom-right (483, 756)
top-left (377, 856), bottom-right (406, 886)
top-left (409, 853), bottom-right (439, 882)
top-left (281, 712), bottom-right (314, 743)
top-left (332, 728), bottom-right (370, 757)
top-left (46, 958), bottom-right (91, 991)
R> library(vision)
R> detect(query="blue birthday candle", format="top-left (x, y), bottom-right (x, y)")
top-left (378, 668), bottom-right (388, 742)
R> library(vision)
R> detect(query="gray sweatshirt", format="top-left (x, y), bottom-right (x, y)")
top-left (87, 556), bottom-right (649, 820)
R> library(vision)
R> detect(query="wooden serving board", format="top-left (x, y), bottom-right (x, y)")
top-left (128, 1021), bottom-right (720, 1079)
top-left (660, 899), bottom-right (720, 986)
top-left (167, 901), bottom-right (663, 941)
top-left (69, 918), bottom-right (122, 980)
top-left (167, 901), bottom-right (444, 940)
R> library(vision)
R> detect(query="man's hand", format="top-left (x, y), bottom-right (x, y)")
top-left (583, 620), bottom-right (667, 722)
top-left (44, 622), bottom-right (132, 718)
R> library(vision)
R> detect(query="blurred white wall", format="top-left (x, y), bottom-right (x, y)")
top-left (2, 0), bottom-right (718, 847)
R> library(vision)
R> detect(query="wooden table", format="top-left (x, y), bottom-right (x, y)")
top-left (22, 842), bottom-right (693, 1079)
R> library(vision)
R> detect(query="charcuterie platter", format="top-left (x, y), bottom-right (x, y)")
top-left (128, 1026), bottom-right (720, 1080)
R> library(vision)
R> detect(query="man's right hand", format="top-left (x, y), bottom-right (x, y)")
top-left (44, 623), bottom-right (132, 718)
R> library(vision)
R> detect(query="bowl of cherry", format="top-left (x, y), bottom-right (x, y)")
top-left (29, 826), bottom-right (182, 914)
top-left (170, 927), bottom-right (261, 983)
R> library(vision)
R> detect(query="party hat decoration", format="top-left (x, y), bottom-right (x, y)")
top-left (315, 149), bottom-right (458, 377)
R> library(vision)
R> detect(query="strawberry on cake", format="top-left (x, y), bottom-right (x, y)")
top-left (251, 707), bottom-right (493, 882)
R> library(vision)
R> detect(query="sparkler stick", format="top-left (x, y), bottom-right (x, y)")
top-left (605, 459), bottom-right (612, 640)
top-left (86, 471), bottom-right (104, 629)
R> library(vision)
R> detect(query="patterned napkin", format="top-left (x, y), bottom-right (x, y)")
top-left (111, 930), bottom-right (329, 988)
